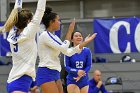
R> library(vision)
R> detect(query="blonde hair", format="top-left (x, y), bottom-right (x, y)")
top-left (0, 8), bottom-right (18, 32)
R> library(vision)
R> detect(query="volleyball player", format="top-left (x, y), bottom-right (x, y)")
top-left (36, 7), bottom-right (97, 93)
top-left (65, 31), bottom-right (93, 93)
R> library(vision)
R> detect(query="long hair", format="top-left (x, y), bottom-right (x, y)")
top-left (0, 8), bottom-right (33, 32)
top-left (0, 8), bottom-right (18, 32)
top-left (15, 9), bottom-right (33, 29)
top-left (42, 7), bottom-right (57, 29)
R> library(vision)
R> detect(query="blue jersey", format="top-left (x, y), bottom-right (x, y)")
top-left (88, 78), bottom-right (108, 93)
top-left (65, 47), bottom-right (92, 81)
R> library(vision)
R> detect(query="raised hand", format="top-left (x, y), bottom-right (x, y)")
top-left (84, 33), bottom-right (97, 43)
top-left (65, 18), bottom-right (76, 41)
top-left (14, 0), bottom-right (22, 9)
top-left (79, 33), bottom-right (97, 49)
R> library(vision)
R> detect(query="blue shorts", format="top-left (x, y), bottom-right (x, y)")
top-left (36, 67), bottom-right (60, 86)
top-left (7, 75), bottom-right (32, 93)
top-left (67, 79), bottom-right (88, 89)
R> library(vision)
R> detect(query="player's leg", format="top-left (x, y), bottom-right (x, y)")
top-left (67, 84), bottom-right (80, 93)
top-left (80, 85), bottom-right (89, 93)
top-left (41, 81), bottom-right (59, 93)
top-left (56, 79), bottom-right (64, 93)
top-left (76, 79), bottom-right (89, 93)
top-left (36, 67), bottom-right (61, 93)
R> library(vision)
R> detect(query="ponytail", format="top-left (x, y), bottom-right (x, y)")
top-left (0, 8), bottom-right (18, 32)
top-left (42, 7), bottom-right (57, 29)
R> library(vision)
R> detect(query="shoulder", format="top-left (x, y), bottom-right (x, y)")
top-left (40, 31), bottom-right (47, 35)
top-left (38, 31), bottom-right (49, 42)
top-left (88, 79), bottom-right (96, 87)
top-left (83, 47), bottom-right (91, 54)
top-left (89, 78), bottom-right (94, 83)
top-left (39, 31), bottom-right (49, 38)
top-left (83, 47), bottom-right (91, 51)
top-left (65, 55), bottom-right (70, 59)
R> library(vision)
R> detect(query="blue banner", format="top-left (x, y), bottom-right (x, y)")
top-left (94, 17), bottom-right (140, 53)
top-left (0, 22), bottom-right (11, 56)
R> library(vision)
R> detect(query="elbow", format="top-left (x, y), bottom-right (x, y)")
top-left (63, 51), bottom-right (73, 57)
top-left (61, 49), bottom-right (75, 56)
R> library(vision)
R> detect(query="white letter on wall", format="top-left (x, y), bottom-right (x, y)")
top-left (110, 21), bottom-right (130, 53)
top-left (135, 23), bottom-right (140, 52)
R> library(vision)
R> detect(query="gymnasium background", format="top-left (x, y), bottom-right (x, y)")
top-left (0, 0), bottom-right (140, 93)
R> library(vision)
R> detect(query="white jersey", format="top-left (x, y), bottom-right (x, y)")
top-left (38, 31), bottom-right (81, 72)
top-left (7, 0), bottom-right (46, 83)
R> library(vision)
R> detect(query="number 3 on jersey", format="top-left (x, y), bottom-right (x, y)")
top-left (76, 61), bottom-right (83, 68)
top-left (13, 43), bottom-right (18, 52)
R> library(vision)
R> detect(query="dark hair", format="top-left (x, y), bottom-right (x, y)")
top-left (42, 7), bottom-right (58, 29)
top-left (71, 31), bottom-right (83, 46)
top-left (15, 9), bottom-right (33, 29)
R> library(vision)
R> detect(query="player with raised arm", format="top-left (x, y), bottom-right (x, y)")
top-left (36, 7), bottom-right (97, 93)
top-left (65, 31), bottom-right (93, 93)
